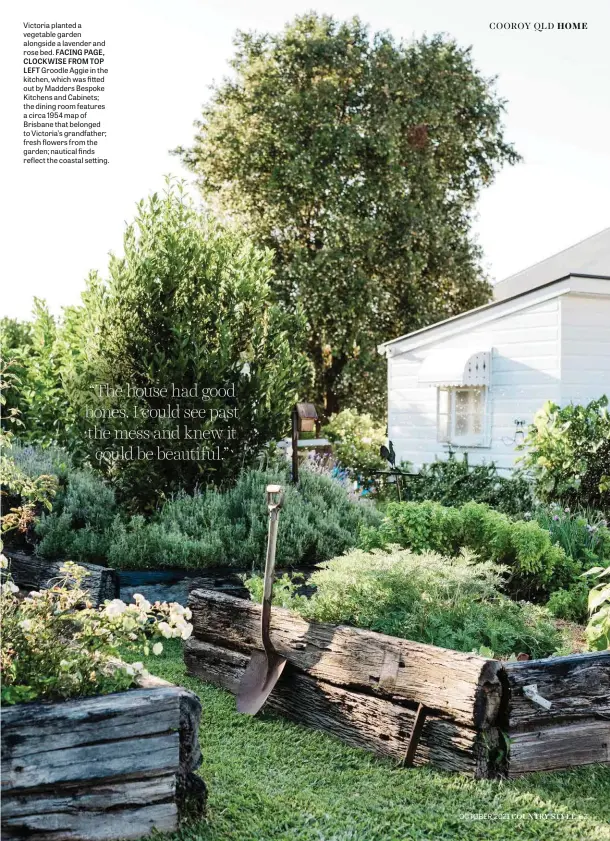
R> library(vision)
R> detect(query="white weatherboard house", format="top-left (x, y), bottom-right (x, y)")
top-left (378, 228), bottom-right (610, 473)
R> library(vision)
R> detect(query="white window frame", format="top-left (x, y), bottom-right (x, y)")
top-left (436, 386), bottom-right (490, 448)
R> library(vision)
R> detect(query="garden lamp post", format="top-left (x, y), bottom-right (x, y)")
top-left (291, 402), bottom-right (318, 484)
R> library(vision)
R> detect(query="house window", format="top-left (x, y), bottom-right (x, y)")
top-left (437, 387), bottom-right (488, 446)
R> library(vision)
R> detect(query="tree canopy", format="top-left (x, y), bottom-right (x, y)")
top-left (6, 181), bottom-right (308, 511)
top-left (176, 13), bottom-right (520, 417)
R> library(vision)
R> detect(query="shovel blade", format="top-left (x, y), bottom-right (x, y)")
top-left (236, 650), bottom-right (287, 715)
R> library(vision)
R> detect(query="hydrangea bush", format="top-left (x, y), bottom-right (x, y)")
top-left (0, 556), bottom-right (192, 705)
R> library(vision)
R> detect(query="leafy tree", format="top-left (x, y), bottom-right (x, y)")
top-left (176, 13), bottom-right (520, 417)
top-left (65, 180), bottom-right (308, 510)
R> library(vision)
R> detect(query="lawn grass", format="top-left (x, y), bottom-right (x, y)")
top-left (142, 641), bottom-right (610, 841)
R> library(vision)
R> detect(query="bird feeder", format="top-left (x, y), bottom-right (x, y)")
top-left (295, 403), bottom-right (318, 433)
top-left (291, 403), bottom-right (318, 483)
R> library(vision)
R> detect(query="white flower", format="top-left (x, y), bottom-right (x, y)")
top-left (152, 642), bottom-right (163, 656)
top-left (158, 621), bottom-right (173, 639)
top-left (19, 619), bottom-right (33, 632)
top-left (0, 554), bottom-right (8, 570)
top-left (124, 664), bottom-right (135, 676)
top-left (184, 607), bottom-right (192, 621)
top-left (104, 599), bottom-right (127, 618)
top-left (131, 662), bottom-right (144, 673)
top-left (133, 594), bottom-right (151, 612)
top-left (1, 581), bottom-right (19, 595)
top-left (180, 622), bottom-right (193, 641)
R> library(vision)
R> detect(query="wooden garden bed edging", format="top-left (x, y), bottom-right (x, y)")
top-left (503, 652), bottom-right (610, 775)
top-left (3, 549), bottom-right (119, 607)
top-left (185, 589), bottom-right (610, 778)
top-left (0, 674), bottom-right (206, 841)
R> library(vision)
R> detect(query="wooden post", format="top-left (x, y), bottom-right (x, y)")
top-left (403, 703), bottom-right (428, 767)
top-left (291, 406), bottom-right (299, 484)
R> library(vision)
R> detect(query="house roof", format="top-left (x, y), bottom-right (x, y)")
top-left (379, 230), bottom-right (610, 356)
top-left (378, 273), bottom-right (610, 356)
top-left (493, 227), bottom-right (610, 302)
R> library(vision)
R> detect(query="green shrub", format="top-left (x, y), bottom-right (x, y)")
top-left (245, 547), bottom-right (562, 659)
top-left (321, 409), bottom-right (386, 481)
top-left (108, 467), bottom-right (380, 570)
top-left (403, 453), bottom-right (533, 515)
top-left (547, 582), bottom-right (589, 623)
top-left (35, 470), bottom-right (118, 564)
top-left (520, 397), bottom-right (610, 513)
top-left (360, 500), bottom-right (578, 598)
top-left (9, 440), bottom-right (73, 484)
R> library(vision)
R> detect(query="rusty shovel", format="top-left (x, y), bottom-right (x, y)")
top-left (236, 484), bottom-right (287, 715)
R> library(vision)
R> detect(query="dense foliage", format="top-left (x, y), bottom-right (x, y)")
top-left (546, 583), bottom-right (590, 624)
top-left (0, 302), bottom-right (80, 453)
top-left (321, 409), bottom-right (386, 481)
top-left (534, 503), bottom-right (609, 572)
top-left (0, 559), bottom-right (192, 705)
top-left (177, 13), bottom-right (519, 416)
top-left (0, 440), bottom-right (115, 564)
top-left (2, 441), bottom-right (378, 572)
top-left (0, 318), bottom-right (33, 431)
top-left (402, 454), bottom-right (533, 515)
top-left (2, 183), bottom-right (309, 511)
top-left (64, 181), bottom-right (310, 509)
top-left (0, 447), bottom-right (58, 542)
top-left (106, 467), bottom-right (380, 570)
top-left (520, 397), bottom-right (610, 514)
top-left (359, 500), bottom-right (578, 598)
top-left (246, 547), bottom-right (562, 659)
top-left (35, 469), bottom-right (118, 564)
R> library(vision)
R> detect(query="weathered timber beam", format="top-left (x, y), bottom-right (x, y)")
top-left (184, 637), bottom-right (499, 777)
top-left (188, 589), bottom-right (503, 729)
top-left (505, 651), bottom-right (610, 728)
top-left (1, 683), bottom-right (205, 840)
top-left (0, 776), bottom-right (178, 841)
top-left (0, 687), bottom-right (183, 792)
top-left (508, 718), bottom-right (610, 775)
top-left (3, 549), bottom-right (119, 606)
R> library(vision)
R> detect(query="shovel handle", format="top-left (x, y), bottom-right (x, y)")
top-left (261, 485), bottom-right (283, 655)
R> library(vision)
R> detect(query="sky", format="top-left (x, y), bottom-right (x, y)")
top-left (1, 0), bottom-right (609, 319)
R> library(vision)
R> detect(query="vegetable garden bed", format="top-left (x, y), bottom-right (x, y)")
top-left (0, 672), bottom-right (205, 841)
top-left (185, 589), bottom-right (610, 779)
